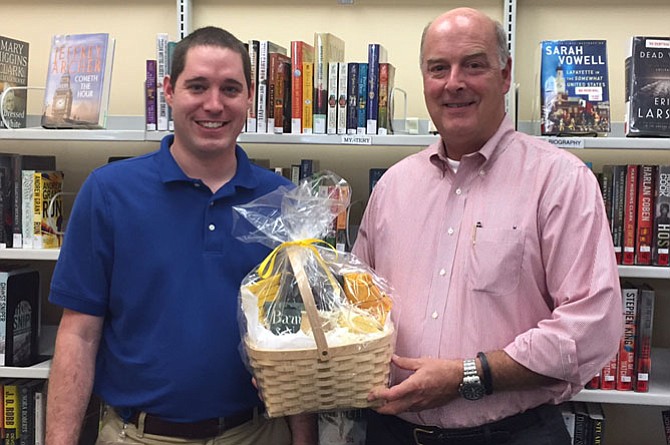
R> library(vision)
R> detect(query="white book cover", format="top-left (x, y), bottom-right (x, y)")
top-left (156, 33), bottom-right (170, 131)
top-left (327, 62), bottom-right (339, 135)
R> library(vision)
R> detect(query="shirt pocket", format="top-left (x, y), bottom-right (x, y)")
top-left (468, 227), bottom-right (526, 295)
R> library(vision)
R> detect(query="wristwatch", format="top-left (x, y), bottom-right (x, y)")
top-left (458, 358), bottom-right (486, 401)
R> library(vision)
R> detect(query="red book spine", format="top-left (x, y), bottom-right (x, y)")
top-left (600, 355), bottom-right (618, 390)
top-left (635, 165), bottom-right (656, 265)
top-left (617, 286), bottom-right (638, 391)
top-left (622, 165), bottom-right (638, 265)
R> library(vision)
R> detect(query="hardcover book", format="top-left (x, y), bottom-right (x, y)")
top-left (267, 52), bottom-right (290, 134)
top-left (247, 39), bottom-right (259, 133)
top-left (41, 33), bottom-right (115, 129)
top-left (29, 171), bottom-right (65, 249)
top-left (0, 35), bottom-right (29, 129)
top-left (302, 62), bottom-right (314, 134)
top-left (634, 284), bottom-right (655, 393)
top-left (357, 63), bottom-right (368, 134)
top-left (622, 165), bottom-right (638, 265)
top-left (617, 283), bottom-right (639, 391)
top-left (4, 379), bottom-right (19, 444)
top-left (145, 59), bottom-right (157, 131)
top-left (366, 43), bottom-right (388, 134)
top-left (378, 63), bottom-right (396, 135)
top-left (13, 155), bottom-right (56, 249)
top-left (155, 33), bottom-right (170, 131)
top-left (257, 41), bottom-right (287, 134)
top-left (290, 41), bottom-right (314, 134)
top-left (540, 40), bottom-right (610, 136)
top-left (346, 62), bottom-right (359, 135)
top-left (636, 165), bottom-right (656, 265)
top-left (624, 36), bottom-right (670, 137)
top-left (313, 33), bottom-right (345, 134)
top-left (327, 62), bottom-right (339, 135)
top-left (0, 266), bottom-right (40, 367)
top-left (336, 62), bottom-right (348, 135)
top-left (653, 165), bottom-right (670, 266)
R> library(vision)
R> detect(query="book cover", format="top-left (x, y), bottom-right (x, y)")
top-left (0, 267), bottom-right (40, 368)
top-left (327, 62), bottom-right (339, 135)
top-left (302, 61), bottom-right (314, 134)
top-left (33, 171), bottom-right (64, 249)
top-left (653, 165), bottom-right (670, 266)
top-left (13, 155), bottom-right (56, 249)
top-left (0, 35), bottom-right (29, 129)
top-left (18, 379), bottom-right (42, 445)
top-left (585, 403), bottom-right (605, 445)
top-left (346, 62), bottom-right (359, 135)
top-left (34, 387), bottom-right (46, 445)
top-left (290, 41), bottom-right (314, 134)
top-left (313, 33), bottom-right (345, 134)
top-left (42, 33), bottom-right (115, 129)
top-left (369, 168), bottom-right (387, 195)
top-left (167, 41), bottom-right (176, 131)
top-left (540, 40), bottom-right (610, 136)
top-left (634, 284), bottom-right (655, 393)
top-left (246, 39), bottom-right (259, 133)
top-left (572, 401), bottom-right (591, 445)
top-left (622, 164), bottom-right (638, 265)
top-left (336, 62), bottom-right (348, 135)
top-left (155, 33), bottom-right (169, 131)
top-left (366, 43), bottom-right (388, 135)
top-left (145, 59), bottom-right (157, 131)
top-left (378, 63), bottom-right (396, 135)
top-left (617, 283), bottom-right (639, 391)
top-left (268, 52), bottom-right (290, 134)
top-left (0, 154), bottom-right (14, 247)
top-left (257, 41), bottom-right (287, 134)
top-left (624, 36), bottom-right (670, 137)
top-left (4, 380), bottom-right (19, 445)
top-left (610, 165), bottom-right (627, 263)
top-left (357, 63), bottom-right (368, 134)
top-left (636, 165), bottom-right (656, 265)
top-left (599, 355), bottom-right (618, 390)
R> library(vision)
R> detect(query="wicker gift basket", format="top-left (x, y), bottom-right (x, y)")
top-left (233, 172), bottom-right (396, 417)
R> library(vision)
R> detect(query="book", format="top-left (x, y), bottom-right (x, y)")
top-left (41, 33), bottom-right (116, 129)
top-left (609, 165), bottom-right (627, 263)
top-left (540, 40), bottom-right (610, 136)
top-left (346, 62), bottom-right (359, 135)
top-left (290, 41), bottom-right (314, 134)
top-left (13, 155), bottom-right (56, 249)
top-left (4, 380), bottom-right (19, 445)
top-left (336, 62), bottom-right (348, 135)
top-left (299, 159), bottom-right (320, 181)
top-left (357, 63), bottom-right (368, 134)
top-left (572, 401), bottom-right (591, 445)
top-left (246, 39), bottom-right (259, 133)
top-left (166, 40), bottom-right (176, 131)
top-left (31, 171), bottom-right (65, 249)
top-left (0, 35), bottom-right (29, 129)
top-left (366, 43), bottom-right (388, 134)
top-left (155, 33), bottom-right (170, 131)
top-left (624, 36), bottom-right (670, 137)
top-left (653, 165), bottom-right (670, 266)
top-left (622, 165), bottom-right (638, 265)
top-left (377, 63), bottom-right (395, 135)
top-left (586, 403), bottom-right (605, 445)
top-left (145, 59), bottom-right (157, 131)
top-left (268, 52), bottom-right (290, 134)
top-left (369, 168), bottom-right (387, 195)
top-left (302, 61), bottom-right (314, 134)
top-left (636, 165), bottom-right (656, 265)
top-left (617, 283), bottom-right (639, 391)
top-left (257, 41), bottom-right (287, 134)
top-left (559, 403), bottom-right (576, 444)
top-left (313, 33), bottom-right (345, 134)
top-left (326, 62), bottom-right (339, 135)
top-left (34, 386), bottom-right (46, 445)
top-left (599, 355), bottom-right (617, 390)
top-left (635, 284), bottom-right (655, 393)
top-left (0, 266), bottom-right (40, 367)
top-left (18, 379), bottom-right (43, 445)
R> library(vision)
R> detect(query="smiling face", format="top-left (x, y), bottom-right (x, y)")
top-left (164, 44), bottom-right (252, 162)
top-left (421, 9), bottom-right (511, 158)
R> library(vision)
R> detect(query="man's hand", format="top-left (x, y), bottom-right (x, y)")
top-left (367, 355), bottom-right (462, 415)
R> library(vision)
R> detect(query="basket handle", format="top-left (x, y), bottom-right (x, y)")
top-left (286, 246), bottom-right (331, 362)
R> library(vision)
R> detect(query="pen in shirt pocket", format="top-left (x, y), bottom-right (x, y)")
top-left (472, 221), bottom-right (482, 244)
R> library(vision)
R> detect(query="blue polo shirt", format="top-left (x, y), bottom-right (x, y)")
top-left (49, 135), bottom-right (292, 422)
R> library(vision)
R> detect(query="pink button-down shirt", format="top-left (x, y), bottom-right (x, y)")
top-left (352, 118), bottom-right (622, 428)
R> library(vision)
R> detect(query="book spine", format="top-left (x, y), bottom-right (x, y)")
top-left (290, 41), bottom-right (304, 134)
top-left (267, 52), bottom-right (279, 134)
top-left (622, 164), bottom-right (638, 265)
top-left (346, 63), bottom-right (359, 135)
top-left (246, 40), bottom-right (259, 133)
top-left (357, 63), bottom-right (368, 134)
top-left (0, 274), bottom-right (7, 365)
top-left (37, 171), bottom-right (64, 249)
top-left (377, 63), bottom-right (393, 135)
top-left (166, 41), bottom-right (176, 131)
top-left (366, 44), bottom-right (383, 134)
top-left (611, 165), bottom-right (627, 263)
top-left (636, 165), bottom-right (655, 265)
top-left (599, 355), bottom-right (617, 390)
top-left (155, 33), bottom-right (170, 132)
top-left (257, 41), bottom-right (269, 134)
top-left (10, 155), bottom-right (21, 248)
top-left (21, 171), bottom-right (34, 249)
top-left (337, 62), bottom-right (348, 135)
top-left (617, 285), bottom-right (638, 391)
top-left (145, 59), bottom-right (157, 131)
top-left (4, 383), bottom-right (18, 445)
top-left (313, 34), bottom-right (328, 134)
top-left (326, 62), bottom-right (339, 135)
top-left (274, 56), bottom-right (290, 134)
top-left (653, 165), bottom-right (670, 266)
top-left (290, 165), bottom-right (301, 186)
top-left (32, 172), bottom-right (42, 249)
top-left (302, 62), bottom-right (314, 134)
top-left (635, 288), bottom-right (655, 392)
top-left (34, 390), bottom-right (45, 445)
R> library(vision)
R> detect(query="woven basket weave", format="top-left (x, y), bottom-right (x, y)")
top-left (244, 246), bottom-right (393, 417)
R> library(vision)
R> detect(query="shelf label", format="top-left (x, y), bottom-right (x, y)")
top-left (545, 137), bottom-right (585, 149)
top-left (341, 135), bottom-right (372, 145)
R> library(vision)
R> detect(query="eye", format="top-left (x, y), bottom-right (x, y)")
top-left (187, 84), bottom-right (206, 93)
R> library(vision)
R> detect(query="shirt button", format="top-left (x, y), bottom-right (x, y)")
top-left (447, 227), bottom-right (454, 235)
top-left (209, 202), bottom-right (214, 207)
top-left (439, 268), bottom-right (446, 276)
top-left (479, 170), bottom-right (486, 176)
top-left (194, 183), bottom-right (201, 188)
top-left (455, 188), bottom-right (462, 195)
top-left (432, 311), bottom-right (439, 319)
top-left (208, 224), bottom-right (216, 231)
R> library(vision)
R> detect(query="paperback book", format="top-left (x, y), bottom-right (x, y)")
top-left (41, 33), bottom-right (115, 129)
top-left (0, 35), bottom-right (29, 129)
top-left (540, 40), bottom-right (610, 136)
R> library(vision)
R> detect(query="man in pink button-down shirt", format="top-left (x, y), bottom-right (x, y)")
top-left (353, 7), bottom-right (622, 445)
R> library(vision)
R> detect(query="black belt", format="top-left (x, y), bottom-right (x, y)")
top-left (121, 408), bottom-right (256, 440)
top-left (391, 404), bottom-right (554, 445)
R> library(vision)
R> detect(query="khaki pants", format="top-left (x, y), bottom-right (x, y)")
top-left (96, 406), bottom-right (291, 445)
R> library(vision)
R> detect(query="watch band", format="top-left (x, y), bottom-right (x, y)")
top-left (477, 351), bottom-right (493, 395)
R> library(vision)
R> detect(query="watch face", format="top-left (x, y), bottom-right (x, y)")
top-left (459, 382), bottom-right (486, 401)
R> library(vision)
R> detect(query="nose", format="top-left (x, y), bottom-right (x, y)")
top-left (203, 89), bottom-right (224, 112)
top-left (444, 67), bottom-right (466, 92)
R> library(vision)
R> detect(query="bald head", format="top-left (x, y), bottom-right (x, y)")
top-left (420, 8), bottom-right (509, 69)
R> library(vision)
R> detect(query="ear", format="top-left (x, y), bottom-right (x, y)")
top-left (501, 57), bottom-right (512, 95)
top-left (163, 75), bottom-right (174, 107)
top-left (247, 79), bottom-right (255, 110)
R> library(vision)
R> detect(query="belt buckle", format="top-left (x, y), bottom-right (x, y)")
top-left (413, 427), bottom-right (435, 445)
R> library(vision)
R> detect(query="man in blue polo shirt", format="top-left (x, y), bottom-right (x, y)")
top-left (45, 27), bottom-right (317, 445)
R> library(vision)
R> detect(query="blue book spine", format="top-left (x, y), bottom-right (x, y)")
top-left (356, 63), bottom-right (368, 134)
